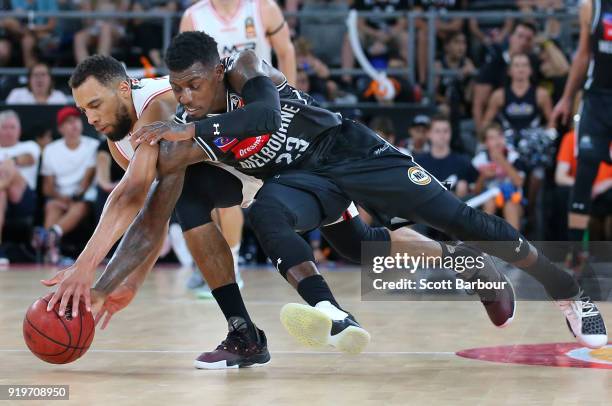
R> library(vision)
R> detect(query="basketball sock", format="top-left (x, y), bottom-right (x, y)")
top-left (211, 283), bottom-right (253, 329)
top-left (523, 253), bottom-right (580, 300)
top-left (297, 275), bottom-right (342, 310)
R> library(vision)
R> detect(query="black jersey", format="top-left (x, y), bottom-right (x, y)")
top-left (176, 59), bottom-right (342, 179)
top-left (499, 84), bottom-right (541, 133)
top-left (586, 0), bottom-right (612, 92)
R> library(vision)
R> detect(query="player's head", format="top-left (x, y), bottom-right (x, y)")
top-left (428, 114), bottom-right (451, 149)
top-left (509, 53), bottom-right (532, 82)
top-left (481, 123), bottom-right (506, 152)
top-left (69, 55), bottom-right (133, 141)
top-left (509, 21), bottom-right (536, 55)
top-left (165, 31), bottom-right (223, 119)
top-left (0, 110), bottom-right (21, 147)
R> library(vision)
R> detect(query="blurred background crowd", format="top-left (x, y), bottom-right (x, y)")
top-left (0, 0), bottom-right (610, 268)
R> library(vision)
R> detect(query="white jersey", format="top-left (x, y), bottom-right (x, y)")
top-left (184, 0), bottom-right (273, 63)
top-left (114, 76), bottom-right (173, 161)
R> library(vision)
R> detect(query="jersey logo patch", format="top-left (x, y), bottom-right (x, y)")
top-left (604, 13), bottom-right (612, 41)
top-left (408, 166), bottom-right (431, 185)
top-left (245, 17), bottom-right (256, 38)
top-left (231, 135), bottom-right (270, 159)
top-left (214, 137), bottom-right (239, 152)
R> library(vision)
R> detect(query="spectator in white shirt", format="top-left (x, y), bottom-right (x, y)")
top-left (39, 107), bottom-right (98, 263)
top-left (0, 110), bottom-right (40, 265)
top-left (5, 62), bottom-right (68, 105)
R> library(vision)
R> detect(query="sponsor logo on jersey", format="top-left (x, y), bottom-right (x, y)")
top-left (408, 166), bottom-right (431, 185)
top-left (213, 137), bottom-right (239, 153)
top-left (231, 135), bottom-right (270, 159)
top-left (130, 78), bottom-right (143, 89)
top-left (603, 13), bottom-right (612, 41)
top-left (221, 42), bottom-right (256, 58)
top-left (505, 102), bottom-right (534, 117)
top-left (245, 17), bottom-right (256, 38)
top-left (238, 104), bottom-right (306, 170)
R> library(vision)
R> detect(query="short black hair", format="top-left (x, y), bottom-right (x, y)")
top-left (69, 55), bottom-right (128, 89)
top-left (165, 31), bottom-right (220, 72)
top-left (430, 113), bottom-right (450, 125)
top-left (514, 20), bottom-right (537, 35)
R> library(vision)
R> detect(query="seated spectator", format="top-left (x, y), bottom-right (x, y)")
top-left (482, 53), bottom-right (552, 135)
top-left (414, 114), bottom-right (478, 199)
top-left (537, 37), bottom-right (570, 103)
top-left (0, 110), bottom-right (40, 265)
top-left (472, 124), bottom-right (525, 230)
top-left (413, 0), bottom-right (467, 86)
top-left (472, 21), bottom-right (539, 131)
top-left (94, 136), bottom-right (122, 220)
top-left (369, 115), bottom-right (410, 153)
top-left (74, 0), bottom-right (130, 64)
top-left (434, 31), bottom-right (476, 118)
top-left (342, 0), bottom-right (409, 85)
top-left (518, 0), bottom-right (564, 39)
top-left (38, 107), bottom-right (98, 264)
top-left (131, 0), bottom-right (179, 68)
top-left (403, 114), bottom-right (430, 155)
top-left (468, 0), bottom-right (516, 59)
top-left (555, 129), bottom-right (612, 240)
top-left (5, 62), bottom-right (68, 104)
top-left (9, 0), bottom-right (59, 67)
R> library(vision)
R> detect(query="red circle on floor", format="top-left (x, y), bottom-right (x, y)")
top-left (457, 343), bottom-right (612, 369)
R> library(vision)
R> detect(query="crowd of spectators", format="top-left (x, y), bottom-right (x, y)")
top-left (0, 0), bottom-right (609, 265)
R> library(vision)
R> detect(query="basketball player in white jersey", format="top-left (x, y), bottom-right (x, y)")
top-left (180, 0), bottom-right (297, 294)
top-left (181, 0), bottom-right (296, 85)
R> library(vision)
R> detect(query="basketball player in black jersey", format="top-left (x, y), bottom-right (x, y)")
top-left (81, 50), bottom-right (517, 367)
top-left (552, 0), bottom-right (612, 274)
top-left (130, 31), bottom-right (606, 350)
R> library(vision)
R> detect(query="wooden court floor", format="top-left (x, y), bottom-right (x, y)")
top-left (1, 265), bottom-right (611, 406)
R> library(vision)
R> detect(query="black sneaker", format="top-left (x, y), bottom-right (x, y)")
top-left (460, 252), bottom-right (516, 328)
top-left (280, 301), bottom-right (370, 354)
top-left (556, 296), bottom-right (608, 349)
top-left (194, 317), bottom-right (270, 369)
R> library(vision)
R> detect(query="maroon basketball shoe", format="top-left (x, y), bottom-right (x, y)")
top-left (194, 317), bottom-right (270, 369)
top-left (457, 251), bottom-right (516, 328)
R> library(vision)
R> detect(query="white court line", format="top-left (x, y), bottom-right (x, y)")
top-left (0, 349), bottom-right (455, 355)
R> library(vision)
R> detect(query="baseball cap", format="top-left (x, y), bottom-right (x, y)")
top-left (56, 106), bottom-right (81, 127)
top-left (410, 114), bottom-right (431, 128)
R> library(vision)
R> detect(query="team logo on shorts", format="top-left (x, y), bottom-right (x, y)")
top-left (408, 167), bottom-right (431, 185)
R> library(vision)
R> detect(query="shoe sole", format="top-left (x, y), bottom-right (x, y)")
top-left (194, 355), bottom-right (271, 370)
top-left (280, 303), bottom-right (370, 354)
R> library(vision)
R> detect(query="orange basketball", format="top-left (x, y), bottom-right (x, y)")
top-left (23, 293), bottom-right (95, 364)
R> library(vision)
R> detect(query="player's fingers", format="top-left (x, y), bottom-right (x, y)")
top-left (101, 311), bottom-right (113, 330)
top-left (40, 276), bottom-right (59, 287)
top-left (84, 290), bottom-right (92, 313)
top-left (94, 308), bottom-right (106, 327)
top-left (58, 288), bottom-right (73, 317)
top-left (71, 289), bottom-right (81, 318)
top-left (46, 288), bottom-right (63, 311)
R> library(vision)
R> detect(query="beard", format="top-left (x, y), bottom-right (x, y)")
top-left (106, 102), bottom-right (133, 142)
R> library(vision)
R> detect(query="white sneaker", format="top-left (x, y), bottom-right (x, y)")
top-left (231, 244), bottom-right (244, 290)
top-left (280, 301), bottom-right (370, 354)
top-left (556, 296), bottom-right (608, 349)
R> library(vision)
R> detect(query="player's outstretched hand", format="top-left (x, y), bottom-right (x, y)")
top-left (93, 284), bottom-right (137, 330)
top-left (131, 121), bottom-right (195, 145)
top-left (41, 262), bottom-right (97, 318)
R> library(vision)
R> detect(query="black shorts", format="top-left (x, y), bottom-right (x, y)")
top-left (174, 162), bottom-right (243, 231)
top-left (577, 91), bottom-right (612, 164)
top-left (290, 119), bottom-right (447, 227)
top-left (7, 186), bottom-right (36, 218)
